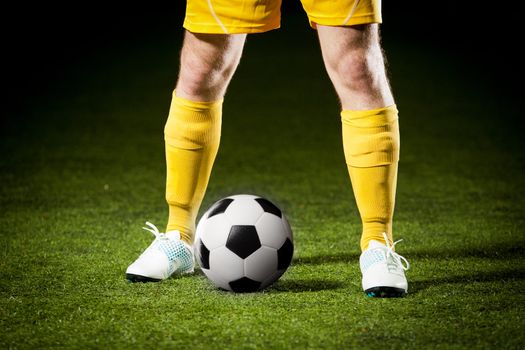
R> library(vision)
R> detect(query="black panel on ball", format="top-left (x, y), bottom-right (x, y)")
top-left (254, 198), bottom-right (282, 218)
top-left (198, 239), bottom-right (210, 269)
top-left (277, 238), bottom-right (294, 270)
top-left (226, 225), bottom-right (261, 259)
top-left (229, 277), bottom-right (261, 292)
top-left (207, 198), bottom-right (234, 218)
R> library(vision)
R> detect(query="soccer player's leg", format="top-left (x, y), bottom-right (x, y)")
top-left (126, 32), bottom-right (246, 282)
top-left (316, 23), bottom-right (410, 296)
top-left (127, 0), bottom-right (281, 282)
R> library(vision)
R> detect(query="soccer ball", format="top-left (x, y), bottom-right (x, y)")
top-left (195, 194), bottom-right (293, 292)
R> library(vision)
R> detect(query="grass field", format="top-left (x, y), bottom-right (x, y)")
top-left (1, 13), bottom-right (524, 349)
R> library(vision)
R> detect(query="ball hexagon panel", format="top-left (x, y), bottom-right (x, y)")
top-left (224, 195), bottom-right (264, 225)
top-left (225, 225), bottom-right (261, 259)
top-left (255, 212), bottom-right (288, 249)
top-left (227, 194), bottom-right (258, 201)
top-left (196, 213), bottom-right (231, 251)
top-left (281, 215), bottom-right (293, 240)
top-left (244, 246), bottom-right (278, 282)
top-left (209, 246), bottom-right (244, 282)
top-left (202, 267), bottom-right (230, 291)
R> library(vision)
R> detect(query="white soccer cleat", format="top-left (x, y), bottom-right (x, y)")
top-left (126, 222), bottom-right (194, 283)
top-left (360, 232), bottom-right (410, 297)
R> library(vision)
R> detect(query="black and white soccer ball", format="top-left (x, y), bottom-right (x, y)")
top-left (195, 194), bottom-right (293, 292)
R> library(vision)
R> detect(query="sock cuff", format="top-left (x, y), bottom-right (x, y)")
top-left (172, 91), bottom-right (223, 113)
top-left (341, 105), bottom-right (400, 167)
top-left (165, 92), bottom-right (223, 148)
top-left (341, 104), bottom-right (398, 128)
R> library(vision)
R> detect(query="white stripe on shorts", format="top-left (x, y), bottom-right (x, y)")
top-left (342, 0), bottom-right (361, 26)
top-left (207, 0), bottom-right (228, 33)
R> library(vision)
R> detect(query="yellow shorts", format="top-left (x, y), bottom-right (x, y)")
top-left (184, 0), bottom-right (382, 34)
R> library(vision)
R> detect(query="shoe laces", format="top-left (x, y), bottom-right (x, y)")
top-left (142, 221), bottom-right (181, 241)
top-left (382, 232), bottom-right (410, 271)
top-left (139, 222), bottom-right (192, 275)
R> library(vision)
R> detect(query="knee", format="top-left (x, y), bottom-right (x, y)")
top-left (176, 34), bottom-right (245, 100)
top-left (177, 57), bottom-right (229, 99)
top-left (330, 48), bottom-right (381, 93)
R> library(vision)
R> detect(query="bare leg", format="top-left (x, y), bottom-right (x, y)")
top-left (317, 23), bottom-right (407, 297)
top-left (317, 24), bottom-right (393, 110)
top-left (318, 23), bottom-right (399, 250)
top-left (165, 31), bottom-right (247, 242)
top-left (176, 31), bottom-right (246, 101)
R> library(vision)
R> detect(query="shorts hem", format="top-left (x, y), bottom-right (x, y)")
top-left (309, 13), bottom-right (382, 29)
top-left (183, 21), bottom-right (281, 34)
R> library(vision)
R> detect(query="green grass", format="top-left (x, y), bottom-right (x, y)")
top-left (1, 15), bottom-right (524, 349)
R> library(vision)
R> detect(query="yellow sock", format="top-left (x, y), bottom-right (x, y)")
top-left (164, 92), bottom-right (222, 244)
top-left (341, 105), bottom-right (400, 251)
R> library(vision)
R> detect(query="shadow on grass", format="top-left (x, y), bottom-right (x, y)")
top-left (269, 278), bottom-right (345, 293)
top-left (293, 252), bottom-right (359, 266)
top-left (292, 241), bottom-right (525, 266)
top-left (405, 241), bottom-right (525, 260)
top-left (410, 268), bottom-right (525, 294)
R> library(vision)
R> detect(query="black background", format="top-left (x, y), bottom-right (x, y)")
top-left (3, 1), bottom-right (519, 114)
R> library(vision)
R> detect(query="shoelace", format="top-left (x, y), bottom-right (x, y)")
top-left (142, 221), bottom-right (182, 241)
top-left (143, 221), bottom-right (164, 239)
top-left (382, 232), bottom-right (410, 271)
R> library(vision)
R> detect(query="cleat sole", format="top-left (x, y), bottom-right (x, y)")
top-left (364, 286), bottom-right (406, 298)
top-left (126, 273), bottom-right (162, 283)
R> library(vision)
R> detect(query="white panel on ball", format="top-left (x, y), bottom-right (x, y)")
top-left (224, 195), bottom-right (264, 225)
top-left (196, 214), bottom-right (231, 250)
top-left (202, 268), bottom-right (230, 291)
top-left (281, 215), bottom-right (293, 240)
top-left (255, 213), bottom-right (287, 249)
top-left (209, 246), bottom-right (244, 282)
top-left (244, 246), bottom-right (278, 282)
